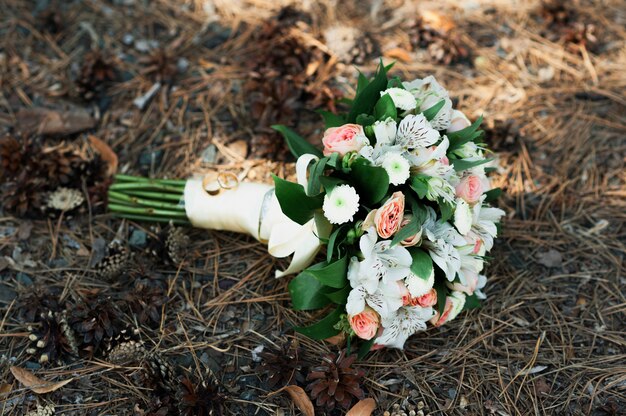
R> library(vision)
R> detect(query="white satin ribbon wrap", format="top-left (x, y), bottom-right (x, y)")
top-left (183, 155), bottom-right (324, 277)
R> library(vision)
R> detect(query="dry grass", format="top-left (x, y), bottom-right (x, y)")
top-left (0, 0), bottom-right (624, 415)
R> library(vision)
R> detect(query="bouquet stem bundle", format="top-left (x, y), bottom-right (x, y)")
top-left (107, 175), bottom-right (190, 224)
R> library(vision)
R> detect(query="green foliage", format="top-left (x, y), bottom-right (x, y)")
top-left (305, 257), bottom-right (349, 289)
top-left (348, 62), bottom-right (390, 123)
top-left (374, 93), bottom-right (397, 121)
top-left (410, 174), bottom-right (430, 199)
top-left (408, 248), bottom-right (434, 280)
top-left (484, 188), bottom-right (502, 203)
top-left (272, 125), bottom-right (323, 158)
top-left (294, 307), bottom-right (342, 340)
top-left (452, 158), bottom-right (493, 172)
top-left (318, 111), bottom-right (345, 128)
top-left (272, 175), bottom-right (323, 225)
top-left (289, 272), bottom-right (333, 310)
top-left (422, 99), bottom-right (445, 121)
top-left (463, 294), bottom-right (482, 311)
top-left (447, 115), bottom-right (483, 152)
top-left (350, 159), bottom-right (389, 205)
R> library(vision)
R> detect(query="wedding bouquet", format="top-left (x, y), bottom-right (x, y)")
top-left (108, 63), bottom-right (504, 352)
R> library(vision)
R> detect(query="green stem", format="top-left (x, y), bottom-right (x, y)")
top-left (109, 191), bottom-right (185, 211)
top-left (123, 190), bottom-right (184, 202)
top-left (109, 182), bottom-right (185, 193)
top-left (114, 174), bottom-right (187, 186)
top-left (108, 203), bottom-right (188, 218)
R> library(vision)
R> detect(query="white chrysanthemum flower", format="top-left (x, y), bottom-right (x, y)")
top-left (381, 152), bottom-right (410, 185)
top-left (454, 198), bottom-right (472, 235)
top-left (405, 268), bottom-right (435, 298)
top-left (381, 88), bottom-right (417, 111)
top-left (372, 117), bottom-right (397, 147)
top-left (375, 305), bottom-right (434, 349)
top-left (322, 185), bottom-right (359, 224)
top-left (396, 114), bottom-right (440, 149)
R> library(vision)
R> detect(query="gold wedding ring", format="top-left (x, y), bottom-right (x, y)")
top-left (202, 171), bottom-right (239, 196)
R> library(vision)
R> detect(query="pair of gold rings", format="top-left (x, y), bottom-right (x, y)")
top-left (201, 171), bottom-right (239, 196)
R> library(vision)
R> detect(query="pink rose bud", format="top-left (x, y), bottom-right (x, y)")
top-left (455, 174), bottom-right (484, 204)
top-left (349, 307), bottom-right (380, 340)
top-left (430, 297), bottom-right (454, 327)
top-left (322, 124), bottom-right (369, 156)
top-left (414, 288), bottom-right (437, 308)
top-left (374, 191), bottom-right (405, 239)
top-left (399, 215), bottom-right (421, 247)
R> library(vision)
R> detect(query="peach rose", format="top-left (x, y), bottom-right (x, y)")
top-left (322, 124), bottom-right (369, 156)
top-left (430, 297), bottom-right (454, 327)
top-left (414, 288), bottom-right (437, 308)
top-left (349, 307), bottom-right (380, 340)
top-left (399, 214), bottom-right (422, 247)
top-left (455, 174), bottom-right (485, 204)
top-left (374, 191), bottom-right (405, 239)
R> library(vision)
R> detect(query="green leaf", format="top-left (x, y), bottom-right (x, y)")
top-left (325, 284), bottom-right (351, 305)
top-left (356, 114), bottom-right (376, 126)
top-left (307, 157), bottom-right (328, 196)
top-left (348, 63), bottom-right (389, 123)
top-left (387, 76), bottom-right (404, 89)
top-left (272, 125), bottom-right (323, 159)
top-left (357, 337), bottom-right (376, 360)
top-left (327, 225), bottom-right (349, 263)
top-left (374, 93), bottom-right (397, 121)
top-left (273, 175), bottom-right (323, 225)
top-left (422, 99), bottom-right (445, 121)
top-left (391, 215), bottom-right (420, 246)
top-left (326, 153), bottom-right (341, 169)
top-left (318, 111), bottom-right (345, 129)
top-left (434, 279), bottom-right (448, 316)
top-left (448, 116), bottom-right (483, 151)
top-left (452, 158), bottom-right (493, 172)
top-left (463, 293), bottom-right (482, 311)
top-left (408, 248), bottom-right (433, 280)
top-left (319, 176), bottom-right (346, 194)
top-left (288, 272), bottom-right (333, 310)
top-left (294, 307), bottom-right (342, 340)
top-left (306, 257), bottom-right (349, 289)
top-left (350, 159), bottom-right (389, 205)
top-left (356, 71), bottom-right (369, 94)
top-left (410, 174), bottom-right (430, 199)
top-left (439, 200), bottom-right (454, 222)
top-left (484, 188), bottom-right (502, 203)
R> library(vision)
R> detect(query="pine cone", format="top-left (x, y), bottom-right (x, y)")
top-left (69, 296), bottom-right (125, 354)
top-left (306, 350), bottom-right (365, 411)
top-left (15, 285), bottom-right (63, 323)
top-left (76, 50), bottom-right (116, 100)
top-left (3, 175), bottom-right (46, 217)
top-left (144, 352), bottom-right (178, 393)
top-left (259, 341), bottom-right (306, 388)
top-left (26, 310), bottom-right (79, 365)
top-left (125, 283), bottom-right (168, 326)
top-left (177, 375), bottom-right (225, 416)
top-left (94, 241), bottom-right (130, 279)
top-left (0, 136), bottom-right (25, 178)
top-left (145, 224), bottom-right (189, 265)
top-left (406, 16), bottom-right (470, 65)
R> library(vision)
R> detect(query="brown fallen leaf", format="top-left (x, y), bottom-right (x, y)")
top-left (17, 108), bottom-right (96, 136)
top-left (0, 382), bottom-right (12, 397)
top-left (347, 398), bottom-right (376, 416)
top-left (268, 385), bottom-right (314, 416)
top-left (88, 135), bottom-right (118, 176)
top-left (384, 47), bottom-right (412, 63)
top-left (10, 366), bottom-right (73, 394)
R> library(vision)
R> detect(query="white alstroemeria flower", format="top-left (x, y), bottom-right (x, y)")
top-left (425, 176), bottom-right (457, 204)
top-left (474, 274), bottom-right (487, 299)
top-left (454, 141), bottom-right (483, 159)
top-left (381, 152), bottom-right (411, 185)
top-left (403, 76), bottom-right (453, 130)
top-left (396, 114), bottom-right (440, 149)
top-left (322, 185), bottom-right (359, 225)
top-left (405, 268), bottom-right (435, 298)
top-left (447, 109), bottom-right (471, 133)
top-left (407, 136), bottom-right (455, 181)
top-left (447, 291), bottom-right (467, 322)
top-left (373, 117), bottom-right (397, 147)
top-left (375, 306), bottom-right (435, 349)
top-left (456, 245), bottom-right (484, 285)
top-left (349, 228), bottom-right (413, 290)
top-left (454, 198), bottom-right (472, 235)
top-left (423, 238), bottom-right (461, 281)
top-left (381, 88), bottom-right (417, 111)
top-left (346, 281), bottom-right (404, 319)
top-left (471, 197), bottom-right (505, 251)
